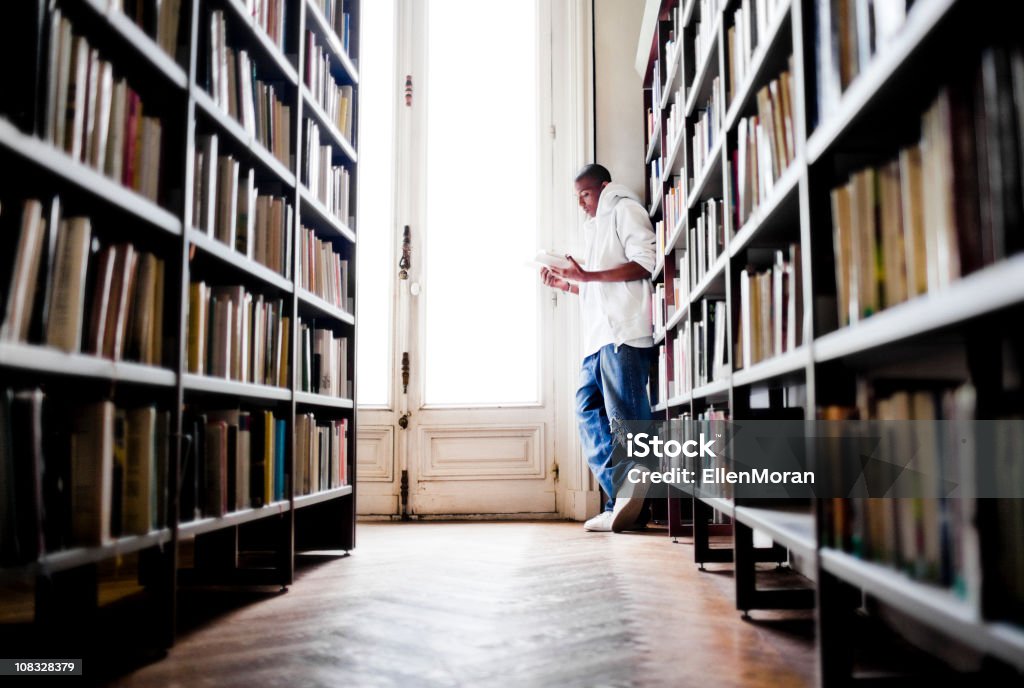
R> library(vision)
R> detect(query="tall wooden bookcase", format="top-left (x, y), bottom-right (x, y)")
top-left (639, 0), bottom-right (1024, 681)
top-left (0, 0), bottom-right (359, 653)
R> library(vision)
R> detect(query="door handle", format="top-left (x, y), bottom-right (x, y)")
top-left (398, 412), bottom-right (411, 429)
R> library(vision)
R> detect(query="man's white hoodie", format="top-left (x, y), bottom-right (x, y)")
top-left (579, 182), bottom-right (658, 357)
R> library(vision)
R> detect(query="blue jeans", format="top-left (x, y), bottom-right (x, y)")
top-left (576, 343), bottom-right (654, 512)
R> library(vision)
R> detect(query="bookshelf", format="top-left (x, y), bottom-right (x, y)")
top-left (640, 0), bottom-right (1024, 680)
top-left (0, 0), bottom-right (359, 653)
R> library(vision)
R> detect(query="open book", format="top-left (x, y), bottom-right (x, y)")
top-left (527, 250), bottom-right (584, 272)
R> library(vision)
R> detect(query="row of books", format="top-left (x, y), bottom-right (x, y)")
top-left (662, 175), bottom-right (687, 242)
top-left (646, 106), bottom-right (660, 152)
top-left (650, 61), bottom-right (663, 123)
top-left (312, 0), bottom-right (354, 55)
top-left (731, 63), bottom-right (797, 230)
top-left (664, 85), bottom-right (686, 152)
top-left (192, 133), bottom-right (294, 277)
top-left (691, 76), bottom-right (722, 178)
top-left (687, 198), bottom-right (725, 291)
top-left (110, 0), bottom-right (183, 60)
top-left (187, 282), bottom-right (290, 387)
top-left (725, 0), bottom-right (788, 104)
top-left (735, 244), bottom-right (803, 370)
top-left (829, 47), bottom-right (1024, 329)
top-left (242, 0), bottom-right (288, 51)
top-left (1, 199), bottom-right (165, 365)
top-left (294, 414), bottom-right (349, 496)
top-left (298, 228), bottom-right (350, 311)
top-left (45, 10), bottom-right (162, 202)
top-left (304, 119), bottom-right (353, 224)
top-left (207, 10), bottom-right (292, 169)
top-left (692, 0), bottom-right (723, 74)
top-left (652, 247), bottom-right (690, 338)
top-left (181, 407), bottom-right (287, 521)
top-left (648, 157), bottom-right (663, 212)
top-left (304, 31), bottom-right (356, 143)
top-left (655, 318), bottom-right (691, 405)
top-left (0, 391), bottom-right (170, 560)
top-left (815, 0), bottom-right (911, 124)
top-left (692, 299), bottom-right (728, 388)
top-left (297, 319), bottom-right (350, 399)
top-left (817, 381), bottom-right (995, 614)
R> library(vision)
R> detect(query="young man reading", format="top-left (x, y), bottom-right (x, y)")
top-left (541, 164), bottom-right (657, 532)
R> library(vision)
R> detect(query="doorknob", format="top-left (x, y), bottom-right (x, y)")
top-left (398, 413), bottom-right (411, 429)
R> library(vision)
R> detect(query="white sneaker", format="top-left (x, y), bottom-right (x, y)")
top-left (611, 468), bottom-right (651, 532)
top-left (583, 511), bottom-right (614, 532)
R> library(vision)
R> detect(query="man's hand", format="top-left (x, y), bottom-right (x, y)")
top-left (550, 255), bottom-right (589, 283)
top-left (540, 267), bottom-right (572, 292)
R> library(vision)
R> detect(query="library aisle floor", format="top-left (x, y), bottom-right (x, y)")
top-left (116, 522), bottom-right (815, 687)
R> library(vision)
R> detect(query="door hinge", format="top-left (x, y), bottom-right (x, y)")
top-left (550, 462), bottom-right (559, 481)
top-left (549, 124), bottom-right (556, 139)
top-left (400, 470), bottom-right (410, 520)
top-left (405, 75), bottom-right (413, 107)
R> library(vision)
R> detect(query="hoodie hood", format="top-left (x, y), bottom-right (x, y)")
top-left (596, 182), bottom-right (643, 217)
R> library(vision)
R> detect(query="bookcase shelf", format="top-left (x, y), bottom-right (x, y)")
top-left (689, 251), bottom-right (727, 303)
top-left (45, 530), bottom-right (173, 573)
top-left (686, 134), bottom-right (723, 209)
top-left (299, 185), bottom-right (356, 242)
top-left (182, 373), bottom-right (293, 400)
top-left (194, 89), bottom-right (297, 188)
top-left (699, 496), bottom-right (734, 517)
top-left (727, 161), bottom-right (801, 258)
top-left (660, 44), bottom-right (682, 110)
top-left (295, 391), bottom-right (354, 409)
top-left (0, 120), bottom-right (183, 236)
top-left (220, 0), bottom-right (300, 85)
top-left (664, 214), bottom-right (687, 254)
top-left (297, 287), bottom-right (354, 325)
top-left (648, 191), bottom-right (663, 218)
top-left (804, 0), bottom-right (959, 164)
top-left (820, 550), bottom-right (1024, 671)
top-left (178, 500), bottom-right (292, 538)
top-left (662, 128), bottom-right (686, 179)
top-left (721, 0), bottom-right (792, 133)
top-left (294, 485), bottom-right (353, 509)
top-left (188, 229), bottom-right (294, 293)
top-left (733, 504), bottom-right (814, 561)
top-left (645, 120), bottom-right (661, 163)
top-left (731, 345), bottom-right (809, 388)
top-left (684, 12), bottom-right (722, 118)
top-left (301, 87), bottom-right (358, 162)
top-left (691, 377), bottom-right (729, 401)
top-left (79, 0), bottom-right (189, 89)
top-left (0, 0), bottom-right (360, 658)
top-left (813, 254), bottom-right (1024, 363)
top-left (305, 0), bottom-right (360, 84)
top-left (641, 0), bottom-right (1024, 678)
top-left (0, 342), bottom-right (177, 386)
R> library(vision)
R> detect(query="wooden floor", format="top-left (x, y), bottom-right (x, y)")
top-left (113, 522), bottom-right (816, 688)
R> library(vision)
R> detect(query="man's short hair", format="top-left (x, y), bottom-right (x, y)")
top-left (575, 163), bottom-right (612, 186)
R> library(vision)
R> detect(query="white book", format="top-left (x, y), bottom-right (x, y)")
top-left (66, 36), bottom-right (89, 160)
top-left (90, 60), bottom-right (113, 171)
top-left (739, 268), bottom-right (751, 370)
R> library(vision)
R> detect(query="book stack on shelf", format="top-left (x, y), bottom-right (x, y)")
top-left (639, 0), bottom-right (1024, 680)
top-left (0, 0), bottom-right (360, 656)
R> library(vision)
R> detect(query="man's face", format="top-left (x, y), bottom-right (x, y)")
top-left (575, 179), bottom-right (606, 218)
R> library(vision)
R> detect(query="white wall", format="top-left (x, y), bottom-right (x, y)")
top-left (593, 0), bottom-right (646, 197)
